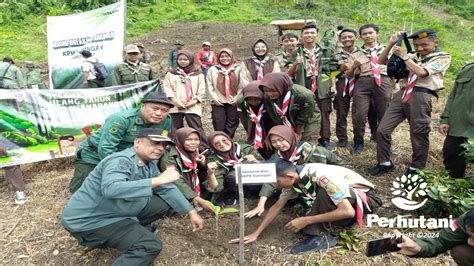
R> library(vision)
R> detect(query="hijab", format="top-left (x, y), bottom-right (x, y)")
top-left (216, 48), bottom-right (239, 97)
top-left (244, 39), bottom-right (275, 81)
top-left (174, 127), bottom-right (200, 160)
top-left (208, 131), bottom-right (237, 159)
top-left (252, 39), bottom-right (269, 60)
top-left (266, 125), bottom-right (299, 159)
top-left (170, 50), bottom-right (201, 75)
top-left (259, 72), bottom-right (294, 100)
top-left (243, 80), bottom-right (264, 103)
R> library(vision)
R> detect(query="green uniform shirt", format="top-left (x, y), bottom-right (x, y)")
top-left (414, 212), bottom-right (469, 257)
top-left (259, 142), bottom-right (344, 197)
top-left (0, 62), bottom-right (26, 89)
top-left (61, 147), bottom-right (193, 232)
top-left (25, 69), bottom-right (46, 89)
top-left (112, 61), bottom-right (155, 86)
top-left (206, 143), bottom-right (256, 193)
top-left (288, 44), bottom-right (339, 100)
top-left (77, 108), bottom-right (171, 165)
top-left (263, 84), bottom-right (321, 140)
top-left (440, 62), bottom-right (474, 138)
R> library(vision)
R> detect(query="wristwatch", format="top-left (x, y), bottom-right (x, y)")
top-left (402, 54), bottom-right (411, 61)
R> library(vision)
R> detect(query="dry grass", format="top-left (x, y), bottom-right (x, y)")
top-left (0, 22), bottom-right (465, 265)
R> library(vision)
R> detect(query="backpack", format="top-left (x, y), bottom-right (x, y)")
top-left (88, 59), bottom-right (108, 80)
top-left (387, 32), bottom-right (412, 82)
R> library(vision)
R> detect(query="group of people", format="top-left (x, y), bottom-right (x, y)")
top-left (2, 20), bottom-right (474, 265)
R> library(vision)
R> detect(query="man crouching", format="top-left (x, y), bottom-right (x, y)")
top-left (231, 158), bottom-right (381, 254)
top-left (61, 128), bottom-right (204, 265)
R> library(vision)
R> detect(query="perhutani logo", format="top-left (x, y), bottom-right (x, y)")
top-left (366, 214), bottom-right (457, 231)
top-left (390, 174), bottom-right (428, 211)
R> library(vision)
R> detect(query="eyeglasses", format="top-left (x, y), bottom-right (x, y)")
top-left (213, 139), bottom-right (231, 146)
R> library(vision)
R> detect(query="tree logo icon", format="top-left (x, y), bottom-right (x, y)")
top-left (391, 174), bottom-right (429, 211)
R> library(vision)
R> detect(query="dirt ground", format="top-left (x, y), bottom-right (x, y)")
top-left (0, 22), bottom-right (466, 265)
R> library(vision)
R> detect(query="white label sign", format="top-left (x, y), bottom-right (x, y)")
top-left (236, 163), bottom-right (276, 184)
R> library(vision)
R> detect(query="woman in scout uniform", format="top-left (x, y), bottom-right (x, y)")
top-left (240, 39), bottom-right (280, 86)
top-left (237, 81), bottom-right (275, 159)
top-left (245, 125), bottom-right (343, 218)
top-left (206, 131), bottom-right (259, 205)
top-left (161, 127), bottom-right (213, 211)
top-left (163, 50), bottom-right (208, 147)
top-left (207, 48), bottom-right (244, 138)
top-left (258, 72), bottom-right (321, 142)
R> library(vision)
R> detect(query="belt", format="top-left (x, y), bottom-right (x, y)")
top-left (402, 86), bottom-right (438, 99)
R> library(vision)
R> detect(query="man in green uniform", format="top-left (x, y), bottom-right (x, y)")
top-left (24, 61), bottom-right (47, 89)
top-left (112, 44), bottom-right (155, 86)
top-left (0, 57), bottom-right (25, 89)
top-left (167, 39), bottom-right (184, 71)
top-left (69, 92), bottom-right (174, 193)
top-left (439, 62), bottom-right (474, 180)
top-left (61, 128), bottom-right (204, 265)
top-left (397, 208), bottom-right (474, 266)
top-left (287, 22), bottom-right (339, 151)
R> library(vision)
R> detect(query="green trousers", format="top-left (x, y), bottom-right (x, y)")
top-left (69, 160), bottom-right (96, 193)
top-left (69, 195), bottom-right (171, 266)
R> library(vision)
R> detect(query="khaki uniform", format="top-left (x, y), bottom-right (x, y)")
top-left (112, 61), bottom-right (155, 86)
top-left (239, 59), bottom-right (280, 87)
top-left (280, 163), bottom-right (376, 235)
top-left (0, 62), bottom-right (25, 89)
top-left (206, 65), bottom-right (245, 138)
top-left (440, 62), bottom-right (474, 178)
top-left (376, 51), bottom-right (451, 168)
top-left (162, 72), bottom-right (207, 146)
top-left (350, 44), bottom-right (393, 145)
top-left (274, 50), bottom-right (292, 72)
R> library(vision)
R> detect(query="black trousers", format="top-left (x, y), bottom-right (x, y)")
top-left (442, 135), bottom-right (468, 178)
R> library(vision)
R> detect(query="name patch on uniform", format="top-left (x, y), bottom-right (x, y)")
top-left (431, 62), bottom-right (442, 70)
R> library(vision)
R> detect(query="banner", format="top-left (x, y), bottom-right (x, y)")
top-left (0, 80), bottom-right (159, 168)
top-left (47, 1), bottom-right (125, 89)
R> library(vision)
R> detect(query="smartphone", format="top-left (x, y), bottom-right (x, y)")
top-left (366, 236), bottom-right (402, 257)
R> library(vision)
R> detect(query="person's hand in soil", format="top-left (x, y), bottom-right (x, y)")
top-left (229, 233), bottom-right (258, 244)
top-left (188, 209), bottom-right (204, 232)
top-left (244, 196), bottom-right (267, 218)
top-left (284, 217), bottom-right (309, 232)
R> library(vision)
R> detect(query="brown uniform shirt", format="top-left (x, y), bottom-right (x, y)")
top-left (350, 43), bottom-right (388, 76)
top-left (333, 46), bottom-right (359, 78)
top-left (401, 52), bottom-right (451, 91)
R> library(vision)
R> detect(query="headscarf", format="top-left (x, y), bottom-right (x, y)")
top-left (174, 127), bottom-right (201, 160)
top-left (208, 131), bottom-right (241, 164)
top-left (244, 39), bottom-right (274, 81)
top-left (174, 127), bottom-right (201, 195)
top-left (170, 50), bottom-right (201, 75)
top-left (216, 48), bottom-right (238, 99)
top-left (259, 72), bottom-right (294, 100)
top-left (242, 81), bottom-right (265, 148)
top-left (252, 39), bottom-right (269, 60)
top-left (266, 125), bottom-right (299, 159)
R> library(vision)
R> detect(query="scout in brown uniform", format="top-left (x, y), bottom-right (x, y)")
top-left (346, 24), bottom-right (393, 154)
top-left (369, 29), bottom-right (451, 176)
top-left (240, 39), bottom-right (280, 86)
top-left (275, 33), bottom-right (299, 73)
top-left (331, 29), bottom-right (358, 147)
top-left (287, 22), bottom-right (336, 151)
top-left (163, 50), bottom-right (207, 147)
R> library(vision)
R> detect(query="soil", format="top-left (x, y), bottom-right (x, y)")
top-left (0, 22), bottom-right (466, 265)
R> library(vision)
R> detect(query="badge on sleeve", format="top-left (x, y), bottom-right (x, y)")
top-left (117, 159), bottom-right (132, 172)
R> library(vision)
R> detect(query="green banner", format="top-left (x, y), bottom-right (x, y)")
top-left (0, 80), bottom-right (159, 167)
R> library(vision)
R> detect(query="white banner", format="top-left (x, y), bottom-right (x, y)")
top-left (47, 1), bottom-right (125, 89)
